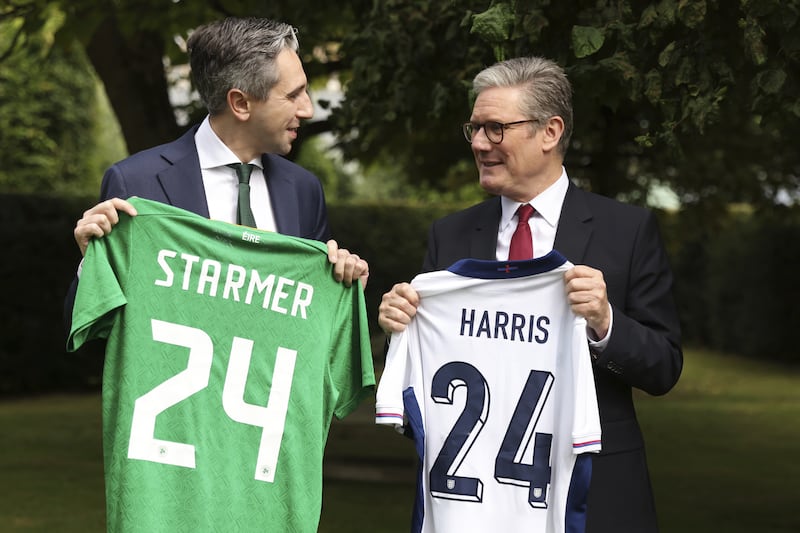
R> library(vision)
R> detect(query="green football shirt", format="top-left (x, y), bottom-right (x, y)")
top-left (68, 198), bottom-right (375, 532)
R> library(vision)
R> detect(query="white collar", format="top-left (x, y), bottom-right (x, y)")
top-left (195, 116), bottom-right (263, 169)
top-left (500, 167), bottom-right (569, 229)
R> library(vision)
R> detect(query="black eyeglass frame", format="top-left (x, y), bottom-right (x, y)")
top-left (462, 119), bottom-right (539, 144)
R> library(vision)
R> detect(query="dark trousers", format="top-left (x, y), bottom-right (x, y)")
top-left (586, 448), bottom-right (659, 533)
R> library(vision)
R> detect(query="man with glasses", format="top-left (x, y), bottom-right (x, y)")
top-left (378, 56), bottom-right (682, 532)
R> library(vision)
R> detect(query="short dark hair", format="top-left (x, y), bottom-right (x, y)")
top-left (187, 17), bottom-right (299, 115)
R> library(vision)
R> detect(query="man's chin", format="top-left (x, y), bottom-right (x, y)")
top-left (479, 175), bottom-right (503, 196)
top-left (273, 142), bottom-right (292, 156)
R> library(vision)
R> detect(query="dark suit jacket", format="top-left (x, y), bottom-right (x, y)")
top-left (421, 182), bottom-right (683, 533)
top-left (65, 125), bottom-right (331, 330)
top-left (97, 125), bottom-right (331, 240)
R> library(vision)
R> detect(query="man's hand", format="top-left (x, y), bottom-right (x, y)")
top-left (74, 198), bottom-right (138, 256)
top-left (378, 282), bottom-right (420, 334)
top-left (326, 239), bottom-right (369, 288)
top-left (564, 265), bottom-right (611, 339)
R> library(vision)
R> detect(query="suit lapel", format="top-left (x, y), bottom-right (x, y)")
top-left (470, 197), bottom-right (502, 260)
top-left (554, 181), bottom-right (593, 263)
top-left (262, 154), bottom-right (298, 235)
top-left (156, 126), bottom-right (210, 218)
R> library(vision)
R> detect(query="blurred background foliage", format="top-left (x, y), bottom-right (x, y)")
top-left (0, 8), bottom-right (125, 195)
top-left (1, 0), bottom-right (798, 208)
top-left (1, 0), bottom-right (799, 394)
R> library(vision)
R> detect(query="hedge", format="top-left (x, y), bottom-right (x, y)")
top-left (1, 193), bottom-right (797, 395)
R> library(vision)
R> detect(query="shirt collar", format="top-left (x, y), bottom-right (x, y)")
top-left (500, 167), bottom-right (569, 229)
top-left (195, 116), bottom-right (263, 170)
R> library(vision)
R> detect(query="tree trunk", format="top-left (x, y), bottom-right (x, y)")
top-left (85, 14), bottom-right (181, 155)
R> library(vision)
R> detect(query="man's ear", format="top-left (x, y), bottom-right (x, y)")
top-left (227, 89), bottom-right (250, 121)
top-left (541, 115), bottom-right (565, 153)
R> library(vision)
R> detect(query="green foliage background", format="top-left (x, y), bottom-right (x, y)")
top-left (1, 1), bottom-right (799, 394)
top-left (334, 0), bottom-right (800, 208)
top-left (0, 193), bottom-right (798, 396)
top-left (4, 0), bottom-right (799, 207)
top-left (0, 17), bottom-right (125, 195)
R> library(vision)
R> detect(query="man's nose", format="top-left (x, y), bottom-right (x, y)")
top-left (298, 91), bottom-right (314, 118)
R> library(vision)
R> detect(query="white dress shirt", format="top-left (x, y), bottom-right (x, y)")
top-left (194, 116), bottom-right (277, 231)
top-left (496, 168), bottom-right (569, 261)
top-left (495, 168), bottom-right (612, 349)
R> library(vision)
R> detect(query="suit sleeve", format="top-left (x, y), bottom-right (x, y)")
top-left (594, 211), bottom-right (683, 396)
top-left (98, 165), bottom-right (131, 201)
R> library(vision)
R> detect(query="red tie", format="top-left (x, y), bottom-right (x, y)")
top-left (508, 204), bottom-right (534, 260)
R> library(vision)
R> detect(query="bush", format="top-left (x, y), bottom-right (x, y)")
top-left (664, 205), bottom-right (800, 362)
top-left (0, 194), bottom-right (464, 395)
top-left (0, 194), bottom-right (104, 395)
top-left (328, 201), bottom-right (465, 330)
top-left (704, 208), bottom-right (800, 361)
top-left (1, 194), bottom-right (797, 396)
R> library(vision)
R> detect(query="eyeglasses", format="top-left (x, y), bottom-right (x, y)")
top-left (462, 119), bottom-right (539, 144)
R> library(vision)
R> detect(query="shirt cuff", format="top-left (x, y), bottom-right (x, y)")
top-left (587, 303), bottom-right (613, 352)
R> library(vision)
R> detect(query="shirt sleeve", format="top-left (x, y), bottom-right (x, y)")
top-left (66, 225), bottom-right (129, 352)
top-left (571, 317), bottom-right (603, 454)
top-left (330, 281), bottom-right (376, 420)
top-left (375, 329), bottom-right (410, 429)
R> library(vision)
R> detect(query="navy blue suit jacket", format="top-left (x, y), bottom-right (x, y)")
top-left (420, 182), bottom-right (683, 533)
top-left (65, 125), bottom-right (331, 329)
top-left (98, 125), bottom-right (331, 240)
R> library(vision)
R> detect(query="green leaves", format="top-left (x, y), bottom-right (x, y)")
top-left (754, 69), bottom-right (787, 95)
top-left (471, 2), bottom-right (513, 43)
top-left (3, 0), bottom-right (800, 207)
top-left (470, 2), bottom-right (515, 61)
top-left (741, 16), bottom-right (768, 65)
top-left (0, 30), bottom-right (105, 194)
top-left (571, 25), bottom-right (605, 58)
top-left (677, 0), bottom-right (706, 29)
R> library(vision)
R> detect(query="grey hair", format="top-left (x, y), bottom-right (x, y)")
top-left (187, 17), bottom-right (300, 115)
top-left (473, 57), bottom-right (573, 155)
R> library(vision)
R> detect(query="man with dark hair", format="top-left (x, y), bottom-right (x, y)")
top-left (65, 17), bottom-right (374, 532)
top-left (70, 16), bottom-right (366, 284)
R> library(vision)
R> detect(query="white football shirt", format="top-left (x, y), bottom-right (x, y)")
top-left (376, 251), bottom-right (601, 533)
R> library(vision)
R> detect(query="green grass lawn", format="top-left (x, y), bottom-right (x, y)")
top-left (1, 348), bottom-right (798, 532)
top-left (637, 349), bottom-right (800, 533)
